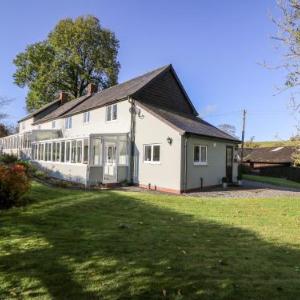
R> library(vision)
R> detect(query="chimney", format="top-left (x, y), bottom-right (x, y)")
top-left (59, 91), bottom-right (68, 104)
top-left (87, 83), bottom-right (98, 95)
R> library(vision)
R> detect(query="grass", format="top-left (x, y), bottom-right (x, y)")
top-left (0, 182), bottom-right (300, 299)
top-left (243, 140), bottom-right (298, 148)
top-left (243, 174), bottom-right (300, 189)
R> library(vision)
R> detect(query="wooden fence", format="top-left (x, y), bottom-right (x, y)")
top-left (242, 165), bottom-right (300, 183)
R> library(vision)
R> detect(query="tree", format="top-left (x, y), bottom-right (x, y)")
top-left (14, 15), bottom-right (120, 112)
top-left (218, 123), bottom-right (237, 137)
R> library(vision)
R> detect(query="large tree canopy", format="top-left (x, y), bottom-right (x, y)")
top-left (14, 15), bottom-right (120, 112)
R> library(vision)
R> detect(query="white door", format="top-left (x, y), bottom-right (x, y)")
top-left (103, 143), bottom-right (117, 182)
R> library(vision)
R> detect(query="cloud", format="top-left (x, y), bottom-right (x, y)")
top-left (199, 104), bottom-right (217, 117)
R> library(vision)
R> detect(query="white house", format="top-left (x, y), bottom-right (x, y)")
top-left (0, 65), bottom-right (239, 193)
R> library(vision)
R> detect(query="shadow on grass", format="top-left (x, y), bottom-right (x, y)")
top-left (0, 188), bottom-right (300, 299)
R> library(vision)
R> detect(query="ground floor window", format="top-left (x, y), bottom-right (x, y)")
top-left (193, 145), bottom-right (207, 165)
top-left (144, 144), bottom-right (160, 163)
top-left (32, 138), bottom-right (88, 164)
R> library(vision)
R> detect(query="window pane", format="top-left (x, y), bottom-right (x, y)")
top-left (92, 139), bottom-right (102, 165)
top-left (112, 104), bottom-right (117, 120)
top-left (71, 141), bottom-right (76, 163)
top-left (61, 142), bottom-right (65, 162)
top-left (119, 140), bottom-right (127, 165)
top-left (194, 146), bottom-right (200, 162)
top-left (45, 144), bottom-right (48, 161)
top-left (77, 140), bottom-right (82, 163)
top-left (52, 143), bottom-right (56, 161)
top-left (66, 142), bottom-right (70, 162)
top-left (83, 139), bottom-right (89, 164)
top-left (106, 106), bottom-right (111, 121)
top-left (153, 145), bottom-right (160, 162)
top-left (56, 143), bottom-right (60, 161)
top-left (200, 146), bottom-right (207, 163)
top-left (144, 145), bottom-right (152, 161)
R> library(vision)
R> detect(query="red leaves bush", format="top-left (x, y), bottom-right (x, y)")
top-left (0, 163), bottom-right (31, 209)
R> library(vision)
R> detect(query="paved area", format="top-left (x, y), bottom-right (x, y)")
top-left (188, 180), bottom-right (300, 198)
top-left (119, 180), bottom-right (300, 198)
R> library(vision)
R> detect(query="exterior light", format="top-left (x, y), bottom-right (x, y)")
top-left (167, 137), bottom-right (173, 145)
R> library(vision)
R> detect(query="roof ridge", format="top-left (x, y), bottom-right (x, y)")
top-left (93, 64), bottom-right (171, 97)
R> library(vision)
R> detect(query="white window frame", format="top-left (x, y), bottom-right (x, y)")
top-left (143, 144), bottom-right (161, 164)
top-left (52, 121), bottom-right (56, 129)
top-left (193, 145), bottom-right (208, 166)
top-left (106, 104), bottom-right (117, 122)
top-left (65, 117), bottom-right (72, 129)
top-left (83, 111), bottom-right (90, 124)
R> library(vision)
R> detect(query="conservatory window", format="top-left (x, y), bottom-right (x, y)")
top-left (76, 140), bottom-right (82, 163)
top-left (92, 138), bottom-right (102, 165)
top-left (71, 140), bottom-right (76, 163)
top-left (61, 141), bottom-right (65, 162)
top-left (66, 141), bottom-right (71, 162)
top-left (83, 139), bottom-right (89, 164)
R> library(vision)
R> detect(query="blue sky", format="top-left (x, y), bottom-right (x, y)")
top-left (0, 0), bottom-right (296, 141)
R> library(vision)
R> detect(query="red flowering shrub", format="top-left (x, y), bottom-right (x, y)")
top-left (0, 163), bottom-right (31, 209)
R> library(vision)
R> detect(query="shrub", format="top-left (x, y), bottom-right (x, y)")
top-left (17, 160), bottom-right (37, 177)
top-left (0, 153), bottom-right (18, 165)
top-left (0, 164), bottom-right (31, 209)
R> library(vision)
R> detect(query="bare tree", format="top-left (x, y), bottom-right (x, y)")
top-left (0, 96), bottom-right (11, 121)
top-left (271, 0), bottom-right (300, 165)
top-left (218, 123), bottom-right (237, 137)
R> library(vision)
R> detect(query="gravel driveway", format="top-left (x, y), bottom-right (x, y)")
top-left (188, 180), bottom-right (300, 198)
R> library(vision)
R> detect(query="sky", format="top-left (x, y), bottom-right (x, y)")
top-left (0, 0), bottom-right (297, 141)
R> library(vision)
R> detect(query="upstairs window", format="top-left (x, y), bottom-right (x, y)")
top-left (106, 104), bottom-right (117, 121)
top-left (52, 121), bottom-right (56, 129)
top-left (193, 145), bottom-right (207, 165)
top-left (22, 123), bottom-right (25, 130)
top-left (65, 117), bottom-right (72, 129)
top-left (144, 144), bottom-right (160, 164)
top-left (83, 111), bottom-right (90, 123)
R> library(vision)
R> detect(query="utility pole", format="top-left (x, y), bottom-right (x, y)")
top-left (241, 109), bottom-right (247, 163)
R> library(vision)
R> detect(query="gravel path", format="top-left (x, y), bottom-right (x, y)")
top-left (188, 180), bottom-right (300, 198)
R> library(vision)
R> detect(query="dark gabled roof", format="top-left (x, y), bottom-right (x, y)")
top-left (64, 64), bottom-right (198, 117)
top-left (242, 146), bottom-right (295, 163)
top-left (33, 94), bottom-right (90, 124)
top-left (18, 99), bottom-right (61, 123)
top-left (26, 64), bottom-right (238, 142)
top-left (139, 102), bottom-right (240, 143)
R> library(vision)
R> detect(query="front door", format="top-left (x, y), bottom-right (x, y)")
top-left (226, 146), bottom-right (233, 183)
top-left (103, 143), bottom-right (117, 183)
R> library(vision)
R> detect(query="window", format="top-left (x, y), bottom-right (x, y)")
top-left (65, 117), bottom-right (72, 129)
top-left (83, 139), bottom-right (89, 164)
top-left (92, 138), bottom-right (102, 165)
top-left (118, 140), bottom-right (128, 165)
top-left (52, 142), bottom-right (56, 161)
top-left (52, 121), bottom-right (56, 129)
top-left (71, 140), bottom-right (76, 163)
top-left (106, 104), bottom-right (117, 121)
top-left (61, 141), bottom-right (65, 162)
top-left (66, 141), bottom-right (71, 162)
top-left (56, 142), bottom-right (60, 162)
top-left (22, 122), bottom-right (25, 130)
top-left (153, 145), bottom-right (160, 162)
top-left (112, 104), bottom-right (117, 120)
top-left (193, 145), bottom-right (207, 165)
top-left (83, 111), bottom-right (90, 123)
top-left (144, 144), bottom-right (160, 163)
top-left (76, 140), bottom-right (82, 163)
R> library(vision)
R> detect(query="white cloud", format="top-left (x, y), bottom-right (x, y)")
top-left (199, 104), bottom-right (217, 117)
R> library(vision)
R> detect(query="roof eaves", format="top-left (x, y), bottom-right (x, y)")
top-left (33, 95), bottom-right (92, 125)
top-left (135, 100), bottom-right (185, 134)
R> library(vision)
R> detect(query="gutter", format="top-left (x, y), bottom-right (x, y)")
top-left (129, 97), bottom-right (136, 184)
top-left (183, 134), bottom-right (189, 192)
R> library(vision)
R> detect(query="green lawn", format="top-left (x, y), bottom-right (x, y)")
top-left (243, 174), bottom-right (300, 189)
top-left (1, 182), bottom-right (300, 299)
